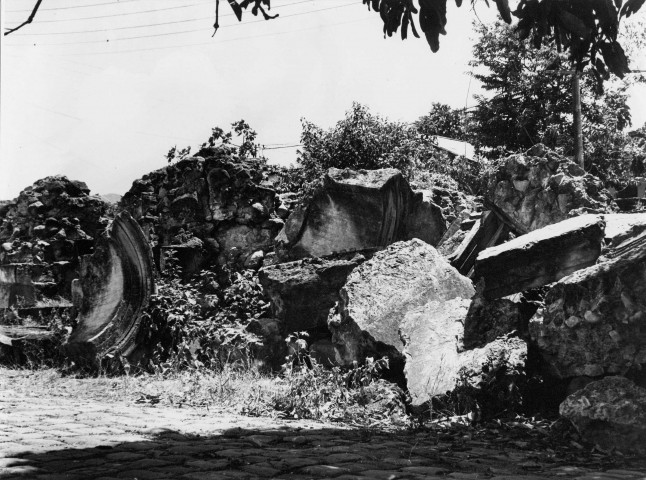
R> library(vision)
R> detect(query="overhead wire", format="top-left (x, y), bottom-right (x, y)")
top-left (5, 1), bottom-right (361, 49)
top-left (6, 0), bottom-right (142, 13)
top-left (9, 0), bottom-right (316, 35)
top-left (6, 0), bottom-right (216, 23)
top-left (51, 15), bottom-right (372, 56)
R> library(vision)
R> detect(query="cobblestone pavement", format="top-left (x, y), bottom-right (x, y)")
top-left (1, 370), bottom-right (646, 480)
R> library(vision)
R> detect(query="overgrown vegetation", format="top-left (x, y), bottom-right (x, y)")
top-left (137, 251), bottom-right (268, 373)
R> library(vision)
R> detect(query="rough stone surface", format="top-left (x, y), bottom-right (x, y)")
top-left (120, 153), bottom-right (282, 269)
top-left (485, 144), bottom-right (614, 232)
top-left (405, 190), bottom-right (447, 247)
top-left (448, 210), bottom-right (510, 276)
top-left (530, 229), bottom-right (646, 379)
top-left (399, 298), bottom-right (467, 401)
top-left (329, 240), bottom-right (474, 367)
top-left (602, 213), bottom-right (646, 248)
top-left (63, 212), bottom-right (155, 364)
top-left (0, 176), bottom-right (108, 308)
top-left (276, 168), bottom-right (446, 260)
top-left (475, 215), bottom-right (605, 299)
top-left (400, 297), bottom-right (527, 405)
top-left (463, 291), bottom-right (539, 349)
top-left (259, 255), bottom-right (364, 335)
top-left (560, 376), bottom-right (646, 454)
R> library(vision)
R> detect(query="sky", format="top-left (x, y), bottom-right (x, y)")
top-left (1, 0), bottom-right (645, 200)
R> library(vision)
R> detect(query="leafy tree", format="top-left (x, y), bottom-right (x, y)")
top-left (468, 20), bottom-right (636, 177)
top-left (298, 102), bottom-right (482, 193)
top-left (298, 102), bottom-right (429, 181)
top-left (415, 102), bottom-right (468, 141)
top-left (201, 120), bottom-right (261, 159)
top-left (469, 21), bottom-right (577, 153)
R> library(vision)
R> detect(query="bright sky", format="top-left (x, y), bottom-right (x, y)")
top-left (1, 0), bottom-right (645, 200)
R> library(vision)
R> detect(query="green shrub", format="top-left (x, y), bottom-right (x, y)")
top-left (137, 251), bottom-right (269, 373)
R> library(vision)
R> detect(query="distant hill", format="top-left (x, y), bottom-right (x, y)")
top-left (100, 193), bottom-right (122, 204)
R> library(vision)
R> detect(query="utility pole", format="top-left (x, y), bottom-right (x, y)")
top-left (541, 69), bottom-right (584, 169)
top-left (572, 72), bottom-right (584, 169)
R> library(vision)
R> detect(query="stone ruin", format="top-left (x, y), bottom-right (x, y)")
top-left (0, 176), bottom-right (107, 313)
top-left (119, 150), bottom-right (285, 275)
top-left (0, 176), bottom-right (155, 366)
top-left (2, 144), bottom-right (646, 451)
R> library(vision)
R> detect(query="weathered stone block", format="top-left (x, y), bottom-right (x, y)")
top-left (259, 256), bottom-right (363, 333)
top-left (530, 229), bottom-right (646, 379)
top-left (475, 215), bottom-right (605, 299)
top-left (560, 376), bottom-right (646, 454)
top-left (485, 145), bottom-right (613, 232)
top-left (329, 239), bottom-right (474, 367)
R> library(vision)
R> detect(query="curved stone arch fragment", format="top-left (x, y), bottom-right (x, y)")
top-left (63, 212), bottom-right (154, 365)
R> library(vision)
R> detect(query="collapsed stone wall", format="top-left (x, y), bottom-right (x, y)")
top-left (485, 144), bottom-right (615, 233)
top-left (119, 150), bottom-right (285, 273)
top-left (0, 176), bottom-right (108, 309)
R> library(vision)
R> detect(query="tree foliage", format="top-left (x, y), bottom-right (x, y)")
top-left (297, 102), bottom-right (482, 193)
top-left (166, 119), bottom-right (262, 163)
top-left (469, 21), bottom-right (633, 160)
top-left (362, 0), bottom-right (643, 85)
top-left (468, 19), bottom-right (646, 184)
top-left (297, 102), bottom-right (428, 181)
top-left (7, 0), bottom-right (643, 87)
top-left (415, 102), bottom-right (468, 141)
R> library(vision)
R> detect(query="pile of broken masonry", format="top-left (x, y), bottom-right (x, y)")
top-left (2, 144), bottom-right (646, 454)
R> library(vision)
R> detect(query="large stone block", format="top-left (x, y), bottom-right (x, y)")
top-left (277, 168), bottom-right (445, 260)
top-left (485, 145), bottom-right (613, 232)
top-left (329, 239), bottom-right (474, 367)
top-left (259, 256), bottom-right (363, 334)
top-left (400, 298), bottom-right (527, 405)
top-left (530, 229), bottom-right (646, 379)
top-left (475, 215), bottom-right (605, 299)
top-left (560, 376), bottom-right (646, 454)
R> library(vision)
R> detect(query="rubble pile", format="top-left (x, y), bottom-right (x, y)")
top-left (120, 151), bottom-right (284, 271)
top-left (560, 376), bottom-right (646, 454)
top-left (485, 144), bottom-right (614, 232)
top-left (3, 143), bottom-right (646, 453)
top-left (0, 176), bottom-right (108, 311)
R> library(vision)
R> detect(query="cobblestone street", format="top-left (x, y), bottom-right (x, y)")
top-left (1, 369), bottom-right (645, 480)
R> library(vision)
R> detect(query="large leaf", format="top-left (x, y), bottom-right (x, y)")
top-left (419, 0), bottom-right (448, 52)
top-left (620, 0), bottom-right (645, 16)
top-left (495, 0), bottom-right (512, 23)
top-left (599, 41), bottom-right (631, 78)
top-left (227, 0), bottom-right (243, 21)
top-left (556, 9), bottom-right (592, 38)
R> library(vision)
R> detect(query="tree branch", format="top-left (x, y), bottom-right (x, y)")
top-left (4, 0), bottom-right (44, 36)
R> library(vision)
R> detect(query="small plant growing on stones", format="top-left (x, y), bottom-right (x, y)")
top-left (246, 337), bottom-right (409, 426)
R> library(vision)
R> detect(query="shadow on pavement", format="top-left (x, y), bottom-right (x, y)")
top-left (2, 423), bottom-right (646, 480)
